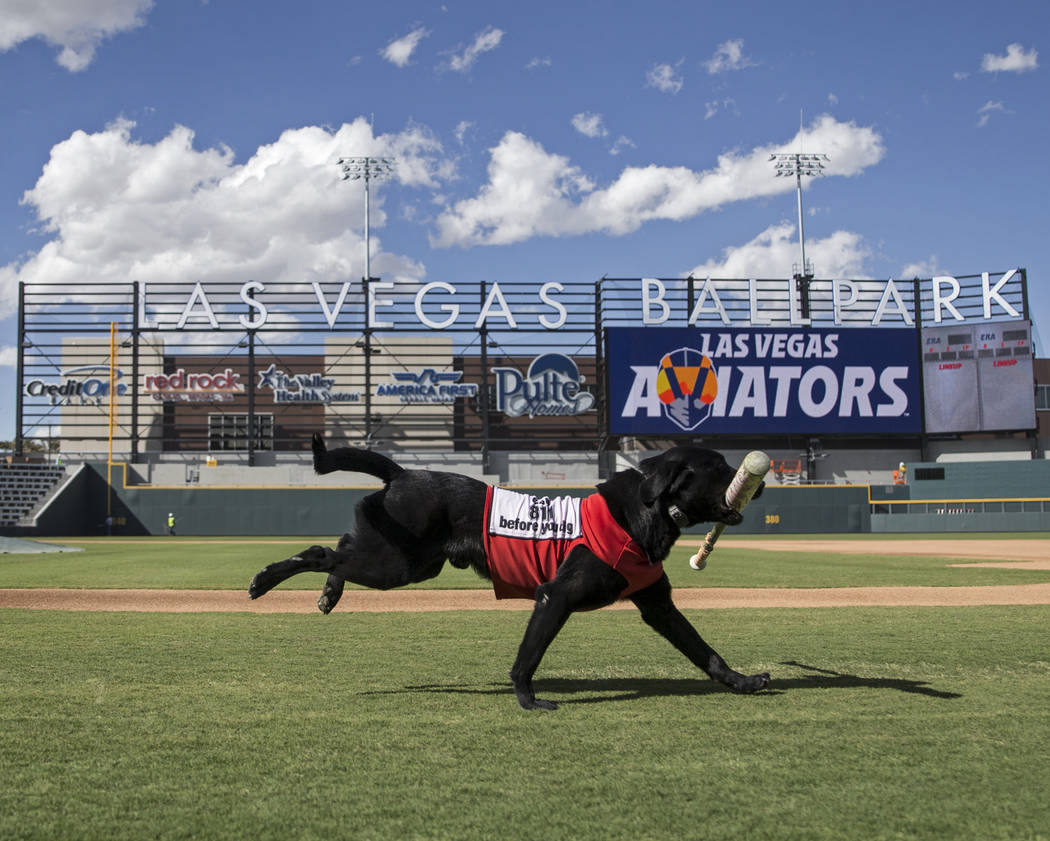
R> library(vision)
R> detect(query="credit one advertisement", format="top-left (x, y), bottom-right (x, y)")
top-left (607, 327), bottom-right (922, 435)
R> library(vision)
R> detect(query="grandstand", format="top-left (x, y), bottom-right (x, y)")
top-left (0, 462), bottom-right (68, 529)
top-left (7, 272), bottom-right (1049, 536)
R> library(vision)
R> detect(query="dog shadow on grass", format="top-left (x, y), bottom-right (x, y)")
top-left (772, 661), bottom-right (962, 700)
top-left (372, 662), bottom-right (961, 706)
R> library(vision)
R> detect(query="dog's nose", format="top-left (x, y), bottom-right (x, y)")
top-left (722, 509), bottom-right (743, 526)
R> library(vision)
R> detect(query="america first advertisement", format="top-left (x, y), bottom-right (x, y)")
top-left (607, 327), bottom-right (922, 435)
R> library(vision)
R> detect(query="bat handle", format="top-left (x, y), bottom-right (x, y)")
top-left (689, 522), bottom-right (726, 570)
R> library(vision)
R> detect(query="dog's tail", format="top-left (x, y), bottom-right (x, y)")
top-left (311, 433), bottom-right (405, 483)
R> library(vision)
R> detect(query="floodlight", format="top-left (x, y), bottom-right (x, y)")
top-left (337, 156), bottom-right (397, 281)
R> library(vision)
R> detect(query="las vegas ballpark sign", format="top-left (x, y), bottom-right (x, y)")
top-left (607, 327), bottom-right (921, 435)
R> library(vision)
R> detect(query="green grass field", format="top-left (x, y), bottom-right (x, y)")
top-left (2, 536), bottom-right (1049, 840)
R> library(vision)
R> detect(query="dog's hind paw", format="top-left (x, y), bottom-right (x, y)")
top-left (513, 678), bottom-right (559, 710)
top-left (518, 697), bottom-right (558, 711)
top-left (317, 592), bottom-right (336, 614)
top-left (317, 575), bottom-right (346, 614)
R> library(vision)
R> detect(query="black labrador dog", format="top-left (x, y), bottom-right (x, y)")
top-left (249, 434), bottom-right (769, 710)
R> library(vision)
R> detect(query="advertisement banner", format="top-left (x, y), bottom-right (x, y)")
top-left (608, 327), bottom-right (921, 435)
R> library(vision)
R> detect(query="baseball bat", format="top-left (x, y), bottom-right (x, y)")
top-left (689, 450), bottom-right (771, 571)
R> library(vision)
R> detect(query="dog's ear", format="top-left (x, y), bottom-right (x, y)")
top-left (639, 453), bottom-right (694, 506)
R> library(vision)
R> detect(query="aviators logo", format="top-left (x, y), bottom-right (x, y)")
top-left (656, 348), bottom-right (719, 431)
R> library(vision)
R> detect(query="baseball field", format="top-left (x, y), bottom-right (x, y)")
top-left (2, 534), bottom-right (1048, 841)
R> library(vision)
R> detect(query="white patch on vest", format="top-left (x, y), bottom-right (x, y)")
top-left (489, 489), bottom-right (582, 540)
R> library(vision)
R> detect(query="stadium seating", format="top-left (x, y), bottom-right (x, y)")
top-left (0, 463), bottom-right (68, 527)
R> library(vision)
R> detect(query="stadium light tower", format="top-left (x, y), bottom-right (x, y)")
top-left (769, 152), bottom-right (829, 321)
top-left (769, 152), bottom-right (829, 279)
top-left (337, 156), bottom-right (396, 281)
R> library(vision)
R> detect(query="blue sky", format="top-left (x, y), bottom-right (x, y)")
top-left (1, 0), bottom-right (1047, 442)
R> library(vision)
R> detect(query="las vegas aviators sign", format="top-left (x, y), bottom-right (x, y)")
top-left (656, 348), bottom-right (719, 431)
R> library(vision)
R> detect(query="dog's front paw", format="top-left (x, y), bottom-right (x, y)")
top-left (730, 671), bottom-right (771, 693)
top-left (248, 568), bottom-right (273, 600)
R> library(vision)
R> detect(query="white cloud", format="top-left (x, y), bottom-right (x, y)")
top-left (432, 115), bottom-right (885, 247)
top-left (0, 117), bottom-right (455, 319)
top-left (646, 61), bottom-right (683, 94)
top-left (953, 71), bottom-right (969, 80)
top-left (609, 136), bottom-right (636, 156)
top-left (454, 120), bottom-right (474, 144)
top-left (571, 112), bottom-right (607, 138)
top-left (448, 25), bottom-right (503, 72)
top-left (704, 98), bottom-right (738, 120)
top-left (704, 39), bottom-right (754, 74)
top-left (526, 56), bottom-right (551, 69)
top-left (686, 222), bottom-right (871, 279)
top-left (981, 43), bottom-right (1038, 73)
top-left (899, 257), bottom-right (943, 279)
top-left (0, 346), bottom-right (17, 368)
top-left (381, 26), bottom-right (429, 67)
top-left (429, 132), bottom-right (595, 247)
top-left (0, 0), bottom-right (153, 71)
top-left (977, 100), bottom-right (1008, 127)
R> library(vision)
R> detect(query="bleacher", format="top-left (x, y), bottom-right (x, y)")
top-left (0, 463), bottom-right (68, 528)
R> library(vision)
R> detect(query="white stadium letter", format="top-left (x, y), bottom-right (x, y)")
top-left (539, 282), bottom-right (567, 329)
top-left (642, 278), bottom-right (670, 325)
top-left (368, 281), bottom-right (395, 329)
top-left (313, 281), bottom-right (353, 328)
top-left (982, 270), bottom-right (1021, 319)
top-left (177, 282), bottom-right (219, 329)
top-left (931, 276), bottom-right (964, 323)
top-left (832, 279), bottom-right (858, 325)
top-left (239, 280), bottom-right (268, 330)
top-left (476, 282), bottom-right (518, 329)
top-left (688, 278), bottom-right (731, 325)
top-left (415, 281), bottom-right (460, 329)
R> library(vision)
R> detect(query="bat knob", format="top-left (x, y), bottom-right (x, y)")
top-left (688, 553), bottom-right (707, 571)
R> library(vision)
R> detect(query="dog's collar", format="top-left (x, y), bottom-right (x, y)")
top-left (667, 504), bottom-right (689, 527)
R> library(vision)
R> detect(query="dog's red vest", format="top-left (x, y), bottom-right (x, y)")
top-left (483, 487), bottom-right (662, 600)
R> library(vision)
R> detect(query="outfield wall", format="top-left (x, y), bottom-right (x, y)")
top-left (871, 511), bottom-right (1050, 532)
top-left (23, 460), bottom-right (1050, 538)
top-left (26, 463), bottom-right (868, 537)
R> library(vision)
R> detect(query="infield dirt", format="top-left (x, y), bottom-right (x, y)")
top-left (2, 537), bottom-right (1048, 613)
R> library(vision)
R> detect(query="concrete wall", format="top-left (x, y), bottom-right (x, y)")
top-left (23, 457), bottom-right (1050, 538)
top-left (902, 459), bottom-right (1050, 500)
top-left (872, 512), bottom-right (1050, 533)
top-left (27, 463), bottom-right (871, 537)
